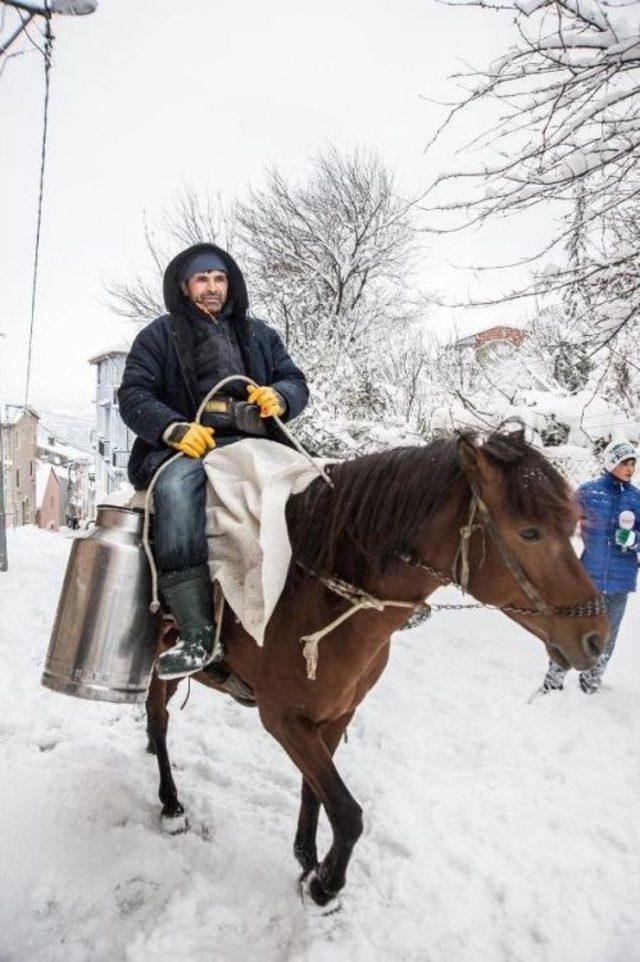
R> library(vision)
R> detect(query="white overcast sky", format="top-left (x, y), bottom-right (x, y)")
top-left (0, 0), bottom-right (551, 412)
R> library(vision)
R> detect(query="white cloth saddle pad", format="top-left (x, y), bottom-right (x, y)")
top-left (203, 438), bottom-right (324, 644)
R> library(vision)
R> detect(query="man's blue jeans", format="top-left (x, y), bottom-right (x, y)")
top-left (153, 457), bottom-right (208, 573)
top-left (543, 591), bottom-right (629, 691)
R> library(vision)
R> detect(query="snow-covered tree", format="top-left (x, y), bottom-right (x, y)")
top-left (106, 149), bottom-right (429, 457)
top-left (236, 146), bottom-right (418, 349)
top-left (234, 146), bottom-right (425, 454)
top-left (425, 0), bottom-right (640, 348)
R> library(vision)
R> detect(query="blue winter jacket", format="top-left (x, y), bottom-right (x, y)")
top-left (578, 472), bottom-right (640, 593)
top-left (118, 243), bottom-right (309, 490)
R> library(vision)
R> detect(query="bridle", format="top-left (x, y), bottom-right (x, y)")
top-left (398, 487), bottom-right (607, 620)
top-left (299, 484), bottom-right (607, 680)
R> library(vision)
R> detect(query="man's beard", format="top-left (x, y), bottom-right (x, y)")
top-left (196, 296), bottom-right (223, 318)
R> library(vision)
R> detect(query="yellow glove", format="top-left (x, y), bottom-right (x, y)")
top-left (166, 422), bottom-right (215, 458)
top-left (246, 385), bottom-right (286, 418)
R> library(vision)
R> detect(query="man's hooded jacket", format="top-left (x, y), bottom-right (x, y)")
top-left (118, 243), bottom-right (309, 490)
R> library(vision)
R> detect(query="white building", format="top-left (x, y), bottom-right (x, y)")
top-left (88, 343), bottom-right (135, 504)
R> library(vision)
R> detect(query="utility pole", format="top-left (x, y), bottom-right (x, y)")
top-left (0, 428), bottom-right (6, 572)
top-left (0, 333), bottom-right (8, 572)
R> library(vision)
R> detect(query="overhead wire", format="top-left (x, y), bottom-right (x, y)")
top-left (24, 9), bottom-right (53, 407)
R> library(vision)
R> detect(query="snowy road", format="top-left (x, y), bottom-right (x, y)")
top-left (1, 527), bottom-right (638, 962)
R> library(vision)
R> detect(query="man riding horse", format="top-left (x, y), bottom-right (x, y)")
top-left (118, 243), bottom-right (309, 680)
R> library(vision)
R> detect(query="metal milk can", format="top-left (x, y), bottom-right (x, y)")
top-left (42, 506), bottom-right (159, 704)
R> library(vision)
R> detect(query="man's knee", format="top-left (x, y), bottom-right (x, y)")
top-left (155, 458), bottom-right (206, 507)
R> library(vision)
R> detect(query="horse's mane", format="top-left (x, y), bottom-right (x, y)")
top-left (286, 427), bottom-right (576, 581)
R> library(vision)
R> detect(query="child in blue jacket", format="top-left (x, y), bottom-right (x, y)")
top-left (541, 439), bottom-right (639, 694)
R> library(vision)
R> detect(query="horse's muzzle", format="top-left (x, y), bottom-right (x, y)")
top-left (549, 629), bottom-right (605, 671)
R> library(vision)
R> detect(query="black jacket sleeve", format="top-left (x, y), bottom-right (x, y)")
top-left (265, 325), bottom-right (309, 422)
top-left (118, 322), bottom-right (185, 446)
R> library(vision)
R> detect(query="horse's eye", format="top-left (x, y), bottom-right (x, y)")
top-left (520, 527), bottom-right (542, 542)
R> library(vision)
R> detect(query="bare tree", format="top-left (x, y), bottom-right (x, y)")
top-left (425, 0), bottom-right (640, 347)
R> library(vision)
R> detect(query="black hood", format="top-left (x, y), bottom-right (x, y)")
top-left (160, 243), bottom-right (255, 409)
top-left (162, 242), bottom-right (249, 321)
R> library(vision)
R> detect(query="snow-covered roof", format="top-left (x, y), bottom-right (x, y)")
top-left (37, 426), bottom-right (90, 463)
top-left (431, 387), bottom-right (638, 450)
top-left (455, 325), bottom-right (527, 348)
top-left (1, 404), bottom-right (40, 427)
top-left (517, 390), bottom-right (637, 438)
top-left (88, 341), bottom-right (132, 365)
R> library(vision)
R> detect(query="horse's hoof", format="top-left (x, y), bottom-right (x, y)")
top-left (160, 805), bottom-right (188, 835)
top-left (299, 869), bottom-right (342, 915)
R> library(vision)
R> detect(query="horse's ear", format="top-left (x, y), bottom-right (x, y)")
top-left (508, 427), bottom-right (526, 444)
top-left (457, 436), bottom-right (487, 486)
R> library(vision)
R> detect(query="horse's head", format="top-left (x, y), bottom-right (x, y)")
top-left (455, 431), bottom-right (608, 671)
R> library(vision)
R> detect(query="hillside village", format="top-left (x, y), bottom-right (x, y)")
top-left (1, 341), bottom-right (133, 533)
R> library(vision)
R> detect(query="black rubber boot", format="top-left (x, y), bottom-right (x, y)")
top-left (156, 565), bottom-right (225, 680)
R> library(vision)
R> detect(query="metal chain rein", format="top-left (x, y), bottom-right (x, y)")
top-left (304, 490), bottom-right (606, 678)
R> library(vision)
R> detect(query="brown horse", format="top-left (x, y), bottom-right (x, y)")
top-left (145, 428), bottom-right (608, 909)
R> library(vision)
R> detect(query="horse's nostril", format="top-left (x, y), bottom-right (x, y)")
top-left (582, 632), bottom-right (602, 659)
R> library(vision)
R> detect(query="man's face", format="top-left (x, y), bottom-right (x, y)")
top-left (611, 458), bottom-right (636, 483)
top-left (182, 270), bottom-right (229, 318)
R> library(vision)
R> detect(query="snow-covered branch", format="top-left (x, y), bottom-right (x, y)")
top-left (426, 0), bottom-right (640, 346)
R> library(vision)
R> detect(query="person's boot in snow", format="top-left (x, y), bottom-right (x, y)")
top-left (156, 566), bottom-right (225, 680)
top-left (578, 670), bottom-right (600, 695)
top-left (538, 660), bottom-right (567, 694)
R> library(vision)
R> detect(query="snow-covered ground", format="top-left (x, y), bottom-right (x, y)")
top-left (1, 527), bottom-right (638, 962)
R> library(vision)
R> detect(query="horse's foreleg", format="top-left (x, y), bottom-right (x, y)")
top-left (145, 673), bottom-right (185, 828)
top-left (294, 780), bottom-right (321, 875)
top-left (293, 712), bottom-right (354, 877)
top-left (269, 715), bottom-right (362, 907)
